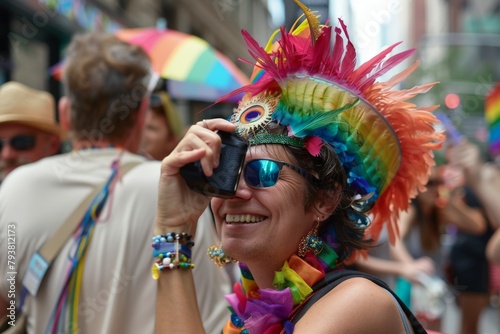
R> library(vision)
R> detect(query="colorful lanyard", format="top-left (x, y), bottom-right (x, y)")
top-left (45, 158), bottom-right (121, 334)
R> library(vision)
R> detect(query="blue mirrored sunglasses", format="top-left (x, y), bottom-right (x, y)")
top-left (243, 159), bottom-right (319, 188)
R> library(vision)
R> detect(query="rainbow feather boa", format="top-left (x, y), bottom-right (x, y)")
top-left (222, 244), bottom-right (340, 334)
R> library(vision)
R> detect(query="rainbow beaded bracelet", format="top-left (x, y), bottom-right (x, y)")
top-left (151, 232), bottom-right (195, 280)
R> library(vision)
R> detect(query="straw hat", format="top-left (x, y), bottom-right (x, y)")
top-left (0, 81), bottom-right (63, 137)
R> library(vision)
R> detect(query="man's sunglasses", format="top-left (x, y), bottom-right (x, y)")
top-left (426, 179), bottom-right (444, 187)
top-left (243, 159), bottom-right (319, 188)
top-left (0, 135), bottom-right (36, 152)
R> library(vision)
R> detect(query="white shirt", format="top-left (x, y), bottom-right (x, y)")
top-left (0, 149), bottom-right (231, 333)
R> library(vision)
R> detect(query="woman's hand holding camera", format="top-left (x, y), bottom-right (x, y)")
top-left (154, 118), bottom-right (236, 235)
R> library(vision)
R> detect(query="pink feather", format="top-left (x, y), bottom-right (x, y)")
top-left (338, 19), bottom-right (357, 80)
top-left (329, 26), bottom-right (344, 77)
top-left (357, 49), bottom-right (416, 92)
top-left (348, 42), bottom-right (402, 85)
top-left (305, 136), bottom-right (324, 156)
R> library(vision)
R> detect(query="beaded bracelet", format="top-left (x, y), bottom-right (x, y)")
top-left (151, 232), bottom-right (194, 248)
top-left (152, 243), bottom-right (192, 258)
top-left (157, 252), bottom-right (191, 264)
top-left (152, 262), bottom-right (195, 280)
top-left (151, 232), bottom-right (195, 280)
top-left (154, 251), bottom-right (192, 267)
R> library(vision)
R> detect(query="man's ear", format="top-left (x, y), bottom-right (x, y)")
top-left (58, 96), bottom-right (71, 132)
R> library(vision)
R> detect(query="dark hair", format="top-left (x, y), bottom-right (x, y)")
top-left (63, 32), bottom-right (151, 142)
top-left (286, 144), bottom-right (372, 260)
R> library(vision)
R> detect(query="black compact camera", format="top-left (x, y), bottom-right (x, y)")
top-left (180, 131), bottom-right (248, 198)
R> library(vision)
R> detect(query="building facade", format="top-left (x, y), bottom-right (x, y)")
top-left (0, 0), bottom-right (275, 123)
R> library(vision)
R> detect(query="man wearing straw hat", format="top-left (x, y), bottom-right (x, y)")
top-left (0, 81), bottom-right (62, 184)
top-left (0, 33), bottom-right (230, 334)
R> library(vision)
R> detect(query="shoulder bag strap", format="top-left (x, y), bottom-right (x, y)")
top-left (38, 161), bottom-right (141, 263)
top-left (21, 161), bottom-right (141, 299)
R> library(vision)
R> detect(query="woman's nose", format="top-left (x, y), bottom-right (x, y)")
top-left (231, 173), bottom-right (253, 200)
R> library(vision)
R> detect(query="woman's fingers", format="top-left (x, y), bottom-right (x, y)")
top-left (196, 118), bottom-right (236, 133)
top-left (165, 131), bottom-right (218, 176)
top-left (166, 119), bottom-right (236, 176)
top-left (162, 148), bottom-right (206, 173)
top-left (155, 118), bottom-right (237, 232)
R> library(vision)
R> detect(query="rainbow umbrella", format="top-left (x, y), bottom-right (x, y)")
top-left (51, 28), bottom-right (249, 102)
top-left (486, 82), bottom-right (500, 155)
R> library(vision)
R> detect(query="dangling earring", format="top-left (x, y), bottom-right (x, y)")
top-left (298, 217), bottom-right (324, 258)
top-left (207, 243), bottom-right (237, 268)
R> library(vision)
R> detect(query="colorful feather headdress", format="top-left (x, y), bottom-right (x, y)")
top-left (486, 82), bottom-right (500, 156)
top-left (219, 1), bottom-right (444, 243)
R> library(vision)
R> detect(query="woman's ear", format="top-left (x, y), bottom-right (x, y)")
top-left (314, 187), bottom-right (341, 221)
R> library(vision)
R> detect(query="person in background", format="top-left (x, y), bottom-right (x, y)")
top-left (0, 81), bottom-right (62, 184)
top-left (0, 32), bottom-right (231, 333)
top-left (140, 89), bottom-right (184, 160)
top-left (352, 225), bottom-right (436, 292)
top-left (394, 166), bottom-right (459, 331)
top-left (487, 229), bottom-right (500, 264)
top-left (481, 81), bottom-right (500, 229)
top-left (402, 167), bottom-right (449, 274)
top-left (483, 81), bottom-right (500, 317)
top-left (151, 1), bottom-right (444, 332)
top-left (479, 155), bottom-right (500, 269)
top-left (352, 168), bottom-right (445, 330)
top-left (444, 141), bottom-right (497, 334)
top-left (439, 86), bottom-right (500, 319)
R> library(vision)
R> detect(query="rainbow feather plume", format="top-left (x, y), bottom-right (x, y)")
top-left (225, 8), bottom-right (443, 249)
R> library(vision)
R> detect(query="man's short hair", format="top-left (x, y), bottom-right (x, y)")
top-left (63, 32), bottom-right (152, 142)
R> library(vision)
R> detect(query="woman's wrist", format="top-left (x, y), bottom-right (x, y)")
top-left (153, 219), bottom-right (197, 237)
top-left (153, 226), bottom-right (195, 236)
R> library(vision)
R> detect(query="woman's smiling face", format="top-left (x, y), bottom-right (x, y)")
top-left (211, 145), bottom-right (318, 269)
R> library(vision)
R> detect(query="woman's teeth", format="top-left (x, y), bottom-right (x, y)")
top-left (225, 214), bottom-right (265, 224)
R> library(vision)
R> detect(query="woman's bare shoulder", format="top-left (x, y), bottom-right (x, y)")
top-left (293, 277), bottom-right (410, 334)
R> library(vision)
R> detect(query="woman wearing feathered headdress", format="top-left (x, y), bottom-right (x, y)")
top-left (150, 1), bottom-right (444, 333)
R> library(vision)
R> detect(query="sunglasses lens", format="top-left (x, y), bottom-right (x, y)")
top-left (245, 160), bottom-right (281, 188)
top-left (427, 179), bottom-right (443, 187)
top-left (10, 135), bottom-right (36, 150)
